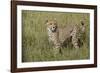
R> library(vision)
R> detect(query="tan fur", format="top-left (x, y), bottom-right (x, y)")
top-left (46, 20), bottom-right (61, 49)
top-left (46, 19), bottom-right (85, 50)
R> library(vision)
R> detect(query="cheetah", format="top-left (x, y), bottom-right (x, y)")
top-left (46, 19), bottom-right (85, 54)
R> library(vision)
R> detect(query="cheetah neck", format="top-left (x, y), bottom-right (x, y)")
top-left (47, 28), bottom-right (59, 41)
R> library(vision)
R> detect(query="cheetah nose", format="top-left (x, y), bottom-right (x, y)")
top-left (53, 27), bottom-right (55, 28)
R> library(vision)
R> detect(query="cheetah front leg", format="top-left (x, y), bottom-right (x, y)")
top-left (72, 35), bottom-right (79, 49)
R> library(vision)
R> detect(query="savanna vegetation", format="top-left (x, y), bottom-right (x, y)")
top-left (22, 10), bottom-right (90, 62)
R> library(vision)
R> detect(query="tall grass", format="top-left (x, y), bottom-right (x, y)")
top-left (22, 10), bottom-right (90, 62)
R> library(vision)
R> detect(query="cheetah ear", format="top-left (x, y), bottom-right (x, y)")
top-left (54, 18), bottom-right (57, 24)
top-left (45, 19), bottom-right (48, 24)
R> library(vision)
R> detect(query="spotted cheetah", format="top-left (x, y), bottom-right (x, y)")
top-left (46, 19), bottom-right (85, 54)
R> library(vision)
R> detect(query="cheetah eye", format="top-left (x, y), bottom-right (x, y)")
top-left (50, 23), bottom-right (52, 25)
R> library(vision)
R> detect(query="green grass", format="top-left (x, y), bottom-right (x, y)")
top-left (22, 10), bottom-right (90, 62)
